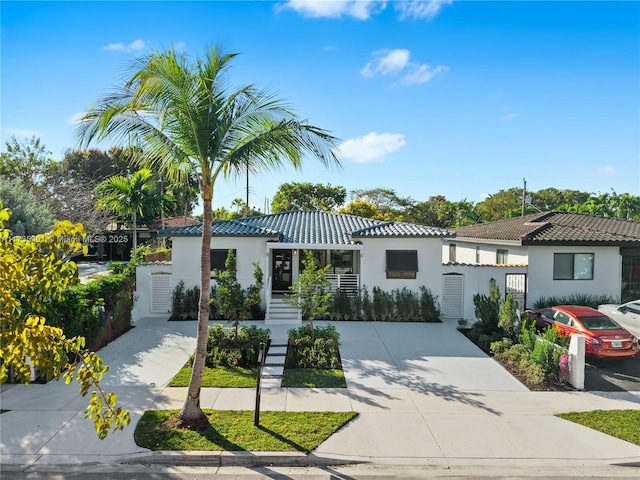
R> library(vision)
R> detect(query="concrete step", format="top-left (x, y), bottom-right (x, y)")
top-left (261, 365), bottom-right (284, 377)
top-left (260, 377), bottom-right (282, 388)
top-left (267, 346), bottom-right (287, 355)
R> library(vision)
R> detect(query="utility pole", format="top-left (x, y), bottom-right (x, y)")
top-left (521, 178), bottom-right (526, 216)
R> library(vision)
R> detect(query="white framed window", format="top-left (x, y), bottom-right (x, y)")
top-left (496, 249), bottom-right (508, 264)
top-left (449, 243), bottom-right (457, 262)
top-left (553, 253), bottom-right (594, 280)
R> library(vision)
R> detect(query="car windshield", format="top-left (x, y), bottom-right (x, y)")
top-left (578, 315), bottom-right (622, 331)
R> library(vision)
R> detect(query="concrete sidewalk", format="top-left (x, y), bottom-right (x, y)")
top-left (1, 318), bottom-right (639, 472)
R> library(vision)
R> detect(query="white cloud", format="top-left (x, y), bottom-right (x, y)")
top-left (5, 128), bottom-right (40, 137)
top-left (400, 64), bottom-right (449, 85)
top-left (395, 0), bottom-right (453, 20)
top-left (103, 39), bottom-right (147, 52)
top-left (336, 132), bottom-right (406, 163)
top-left (361, 48), bottom-right (448, 85)
top-left (279, 0), bottom-right (451, 20)
top-left (68, 112), bottom-right (86, 125)
top-left (599, 166), bottom-right (615, 176)
top-left (361, 49), bottom-right (410, 78)
top-left (280, 0), bottom-right (383, 20)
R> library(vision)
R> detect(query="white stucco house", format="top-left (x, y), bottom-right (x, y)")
top-left (132, 210), bottom-right (454, 324)
top-left (443, 212), bottom-right (640, 315)
top-left (132, 210), bottom-right (640, 325)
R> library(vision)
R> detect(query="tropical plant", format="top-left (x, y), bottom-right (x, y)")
top-left (76, 44), bottom-right (340, 429)
top-left (285, 249), bottom-right (332, 339)
top-left (96, 168), bottom-right (173, 254)
top-left (0, 202), bottom-right (129, 438)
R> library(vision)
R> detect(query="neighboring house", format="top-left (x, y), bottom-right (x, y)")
top-left (133, 210), bottom-right (453, 324)
top-left (444, 212), bottom-right (640, 316)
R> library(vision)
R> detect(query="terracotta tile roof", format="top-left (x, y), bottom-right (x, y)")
top-left (153, 216), bottom-right (201, 229)
top-left (455, 212), bottom-right (640, 246)
top-left (159, 211), bottom-right (453, 245)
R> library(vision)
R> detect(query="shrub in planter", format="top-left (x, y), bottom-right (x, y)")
top-left (205, 324), bottom-right (270, 368)
top-left (286, 324), bottom-right (341, 369)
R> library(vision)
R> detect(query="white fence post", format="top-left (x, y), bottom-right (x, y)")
top-left (569, 334), bottom-right (586, 390)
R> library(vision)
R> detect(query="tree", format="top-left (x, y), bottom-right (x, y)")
top-left (284, 250), bottom-right (332, 339)
top-left (46, 148), bottom-right (133, 232)
top-left (0, 136), bottom-right (54, 192)
top-left (213, 250), bottom-right (264, 337)
top-left (0, 177), bottom-right (54, 235)
top-left (271, 182), bottom-right (346, 213)
top-left (477, 188), bottom-right (523, 221)
top-left (0, 201), bottom-right (129, 439)
top-left (339, 198), bottom-right (390, 220)
top-left (96, 168), bottom-right (173, 254)
top-left (76, 44), bottom-right (340, 429)
top-left (498, 293), bottom-right (518, 339)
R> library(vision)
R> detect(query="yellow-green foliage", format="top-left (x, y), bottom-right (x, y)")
top-left (0, 201), bottom-right (129, 439)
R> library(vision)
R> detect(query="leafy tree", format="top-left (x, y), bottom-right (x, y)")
top-left (477, 188), bottom-right (523, 221)
top-left (271, 182), bottom-right (346, 213)
top-left (532, 188), bottom-right (590, 211)
top-left (498, 292), bottom-right (518, 339)
top-left (561, 191), bottom-right (640, 220)
top-left (338, 198), bottom-right (390, 220)
top-left (76, 44), bottom-right (340, 429)
top-left (0, 135), bottom-right (54, 191)
top-left (284, 250), bottom-right (332, 339)
top-left (213, 250), bottom-right (263, 337)
top-left (349, 187), bottom-right (410, 220)
top-left (0, 202), bottom-right (129, 439)
top-left (0, 177), bottom-right (54, 235)
top-left (96, 168), bottom-right (174, 254)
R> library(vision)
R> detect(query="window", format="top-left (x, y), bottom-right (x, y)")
top-left (449, 243), bottom-right (457, 262)
top-left (386, 250), bottom-right (418, 279)
top-left (496, 249), bottom-right (508, 264)
top-left (210, 249), bottom-right (236, 276)
top-left (553, 253), bottom-right (594, 280)
top-left (476, 246), bottom-right (481, 264)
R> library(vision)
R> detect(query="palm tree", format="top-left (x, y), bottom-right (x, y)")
top-left (77, 45), bottom-right (340, 428)
top-left (96, 168), bottom-right (173, 255)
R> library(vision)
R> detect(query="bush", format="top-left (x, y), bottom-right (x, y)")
top-left (171, 282), bottom-right (221, 320)
top-left (286, 324), bottom-right (341, 369)
top-left (43, 265), bottom-right (134, 351)
top-left (327, 285), bottom-right (440, 322)
top-left (534, 293), bottom-right (619, 309)
top-left (205, 324), bottom-right (270, 368)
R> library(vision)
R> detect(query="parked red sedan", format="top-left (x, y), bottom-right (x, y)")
top-left (529, 305), bottom-right (639, 360)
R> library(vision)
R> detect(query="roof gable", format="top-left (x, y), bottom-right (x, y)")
top-left (455, 212), bottom-right (640, 246)
top-left (160, 210), bottom-right (453, 245)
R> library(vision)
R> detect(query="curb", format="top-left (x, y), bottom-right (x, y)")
top-left (121, 450), bottom-right (363, 467)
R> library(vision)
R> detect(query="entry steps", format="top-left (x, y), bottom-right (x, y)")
top-left (266, 296), bottom-right (300, 325)
top-left (260, 339), bottom-right (288, 388)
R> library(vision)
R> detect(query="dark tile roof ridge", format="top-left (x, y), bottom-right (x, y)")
top-left (351, 220), bottom-right (395, 235)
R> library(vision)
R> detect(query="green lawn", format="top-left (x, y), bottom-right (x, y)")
top-left (135, 410), bottom-right (358, 452)
top-left (281, 368), bottom-right (347, 388)
top-left (556, 410), bottom-right (640, 446)
top-left (169, 366), bottom-right (346, 388)
top-left (169, 366), bottom-right (257, 388)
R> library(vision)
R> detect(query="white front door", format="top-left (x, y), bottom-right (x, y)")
top-left (442, 273), bottom-right (464, 320)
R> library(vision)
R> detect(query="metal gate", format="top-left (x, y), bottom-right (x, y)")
top-left (505, 273), bottom-right (527, 312)
top-left (150, 272), bottom-right (172, 314)
top-left (442, 273), bottom-right (464, 320)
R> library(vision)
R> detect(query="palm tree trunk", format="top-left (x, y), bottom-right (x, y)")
top-left (179, 190), bottom-right (211, 429)
top-left (132, 210), bottom-right (138, 257)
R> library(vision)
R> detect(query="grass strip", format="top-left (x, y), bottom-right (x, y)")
top-left (281, 368), bottom-right (347, 388)
top-left (135, 410), bottom-right (357, 452)
top-left (169, 366), bottom-right (257, 388)
top-left (556, 410), bottom-right (640, 446)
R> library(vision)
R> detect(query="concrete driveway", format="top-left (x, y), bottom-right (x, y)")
top-left (330, 321), bottom-right (528, 392)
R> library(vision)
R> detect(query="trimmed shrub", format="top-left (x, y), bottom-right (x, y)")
top-left (205, 324), bottom-right (270, 368)
top-left (286, 324), bottom-right (341, 369)
top-left (534, 293), bottom-right (619, 309)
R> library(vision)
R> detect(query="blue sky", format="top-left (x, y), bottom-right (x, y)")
top-left (2, 1), bottom-right (639, 213)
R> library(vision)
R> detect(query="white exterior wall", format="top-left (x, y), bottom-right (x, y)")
top-left (527, 245), bottom-right (621, 305)
top-left (171, 236), bottom-right (269, 292)
top-left (441, 264), bottom-right (528, 322)
top-left (359, 237), bottom-right (444, 297)
top-left (443, 240), bottom-right (528, 265)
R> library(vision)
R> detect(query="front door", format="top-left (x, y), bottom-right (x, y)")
top-left (272, 249), bottom-right (293, 291)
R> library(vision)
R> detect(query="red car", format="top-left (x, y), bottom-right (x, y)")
top-left (529, 305), bottom-right (639, 360)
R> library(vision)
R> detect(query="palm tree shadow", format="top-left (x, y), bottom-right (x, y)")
top-left (257, 424), bottom-right (309, 452)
